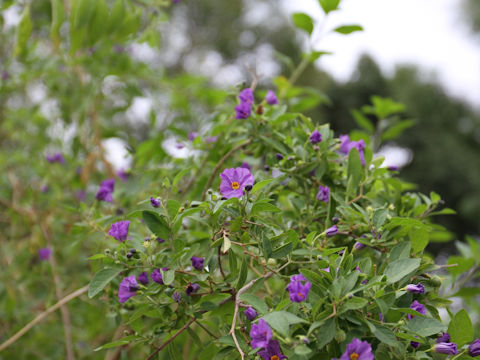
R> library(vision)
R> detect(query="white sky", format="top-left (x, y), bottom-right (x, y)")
top-left (282, 0), bottom-right (480, 108)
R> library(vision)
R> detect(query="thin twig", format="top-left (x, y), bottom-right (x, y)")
top-left (201, 138), bottom-right (252, 201)
top-left (230, 273), bottom-right (273, 360)
top-left (0, 285), bottom-right (89, 352)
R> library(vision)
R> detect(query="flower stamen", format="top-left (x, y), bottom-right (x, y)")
top-left (350, 353), bottom-right (359, 360)
top-left (231, 181), bottom-right (240, 189)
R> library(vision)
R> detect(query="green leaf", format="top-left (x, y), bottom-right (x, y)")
top-left (447, 309), bottom-right (473, 346)
top-left (167, 199), bottom-right (181, 220)
top-left (292, 13), bottom-right (314, 35)
top-left (236, 259), bottom-right (248, 289)
top-left (351, 109), bottom-right (374, 133)
top-left (389, 242), bottom-right (411, 262)
top-left (239, 293), bottom-right (268, 314)
top-left (94, 335), bottom-right (142, 351)
top-left (316, 317), bottom-right (336, 348)
top-left (318, 0), bottom-right (341, 14)
top-left (385, 258), bottom-right (421, 284)
top-left (410, 227), bottom-right (429, 253)
top-left (142, 211), bottom-right (170, 239)
top-left (339, 297), bottom-right (368, 313)
top-left (251, 179), bottom-right (275, 195)
top-left (222, 234), bottom-right (231, 254)
top-left (450, 287), bottom-right (480, 298)
top-left (381, 119), bottom-right (415, 141)
top-left (88, 254), bottom-right (107, 260)
top-left (373, 208), bottom-right (388, 228)
top-left (271, 242), bottom-right (293, 259)
top-left (334, 25), bottom-right (363, 34)
top-left (88, 267), bottom-right (123, 298)
top-left (262, 311), bottom-right (307, 337)
top-left (14, 5), bottom-right (33, 57)
top-left (373, 325), bottom-right (397, 346)
top-left (407, 317), bottom-right (446, 336)
top-left (162, 269), bottom-right (175, 285)
top-left (347, 147), bottom-right (364, 190)
top-left (251, 202), bottom-right (281, 216)
top-left (50, 0), bottom-right (65, 44)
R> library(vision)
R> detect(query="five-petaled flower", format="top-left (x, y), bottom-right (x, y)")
top-left (339, 135), bottom-right (366, 166)
top-left (219, 167), bottom-right (255, 199)
top-left (408, 300), bottom-right (426, 320)
top-left (235, 88), bottom-right (254, 119)
top-left (339, 338), bottom-right (374, 360)
top-left (191, 256), bottom-right (204, 271)
top-left (108, 220), bottom-right (130, 242)
top-left (309, 130), bottom-right (322, 144)
top-left (118, 276), bottom-right (139, 303)
top-left (316, 185), bottom-right (330, 203)
top-left (258, 339), bottom-right (286, 360)
top-left (151, 267), bottom-right (169, 284)
top-left (150, 196), bottom-right (161, 208)
top-left (286, 274), bottom-right (311, 303)
top-left (434, 342), bottom-right (458, 355)
top-left (96, 179), bottom-right (115, 202)
top-left (185, 283), bottom-right (200, 295)
top-left (249, 319), bottom-right (272, 349)
top-left (244, 306), bottom-right (258, 321)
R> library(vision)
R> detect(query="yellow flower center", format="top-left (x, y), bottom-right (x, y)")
top-left (232, 181), bottom-right (240, 189)
top-left (350, 353), bottom-right (359, 360)
top-left (297, 292), bottom-right (305, 299)
top-left (271, 356), bottom-right (280, 360)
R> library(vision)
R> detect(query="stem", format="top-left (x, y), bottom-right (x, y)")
top-left (0, 285), bottom-right (89, 352)
top-left (288, 57), bottom-right (310, 85)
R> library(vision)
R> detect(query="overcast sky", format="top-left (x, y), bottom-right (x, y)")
top-left (282, 0), bottom-right (480, 108)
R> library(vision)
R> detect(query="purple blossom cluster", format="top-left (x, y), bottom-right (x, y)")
top-left (46, 152), bottom-right (65, 164)
top-left (249, 319), bottom-right (286, 360)
top-left (96, 179), bottom-right (115, 202)
top-left (286, 274), bottom-right (311, 302)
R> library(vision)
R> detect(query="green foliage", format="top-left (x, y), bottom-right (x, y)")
top-left (0, 1), bottom-right (479, 359)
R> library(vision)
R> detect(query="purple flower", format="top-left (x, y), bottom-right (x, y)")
top-left (286, 274), bottom-right (311, 303)
top-left (275, 153), bottom-right (284, 160)
top-left (379, 313), bottom-right (384, 323)
top-left (38, 247), bottom-right (52, 261)
top-left (355, 266), bottom-right (367, 284)
top-left (436, 332), bottom-right (451, 343)
top-left (408, 300), bottom-right (426, 320)
top-left (249, 319), bottom-right (272, 349)
top-left (46, 152), bottom-right (65, 164)
top-left (406, 283), bottom-right (425, 294)
top-left (238, 88), bottom-right (254, 103)
top-left (387, 165), bottom-right (399, 171)
top-left (185, 283), bottom-right (200, 295)
top-left (219, 167), bottom-right (255, 199)
top-left (340, 338), bottom-right (374, 360)
top-left (257, 339), bottom-right (286, 360)
top-left (138, 272), bottom-right (149, 285)
top-left (235, 101), bottom-right (252, 119)
top-left (117, 168), bottom-right (129, 182)
top-left (354, 241), bottom-right (366, 250)
top-left (309, 130), bottom-right (322, 144)
top-left (151, 267), bottom-right (168, 284)
top-left (191, 256), bottom-right (204, 271)
top-left (95, 179), bottom-right (115, 202)
top-left (118, 276), bottom-right (139, 303)
top-left (338, 135), bottom-right (366, 166)
top-left (240, 162), bottom-right (251, 170)
top-left (188, 132), bottom-right (198, 141)
top-left (411, 341), bottom-right (420, 348)
top-left (205, 136), bottom-right (218, 144)
top-left (150, 196), bottom-right (161, 208)
top-left (244, 306), bottom-right (258, 321)
top-left (326, 225), bottom-right (338, 236)
top-left (173, 291), bottom-right (182, 303)
top-left (1, 70), bottom-right (9, 80)
top-left (40, 184), bottom-right (50, 193)
top-left (156, 237), bottom-right (165, 243)
top-left (176, 143), bottom-right (185, 149)
top-left (265, 90), bottom-right (278, 105)
top-left (469, 339), bottom-right (480, 356)
top-left (434, 342), bottom-right (458, 355)
top-left (316, 185), bottom-right (330, 203)
top-left (108, 221), bottom-right (130, 242)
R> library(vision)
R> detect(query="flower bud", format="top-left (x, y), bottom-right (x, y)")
top-left (334, 329), bottom-right (346, 342)
top-left (430, 275), bottom-right (442, 287)
top-left (244, 184), bottom-right (253, 192)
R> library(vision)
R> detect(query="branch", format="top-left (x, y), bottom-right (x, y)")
top-left (201, 138), bottom-right (252, 201)
top-left (230, 272), bottom-right (273, 359)
top-left (0, 285), bottom-right (89, 352)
